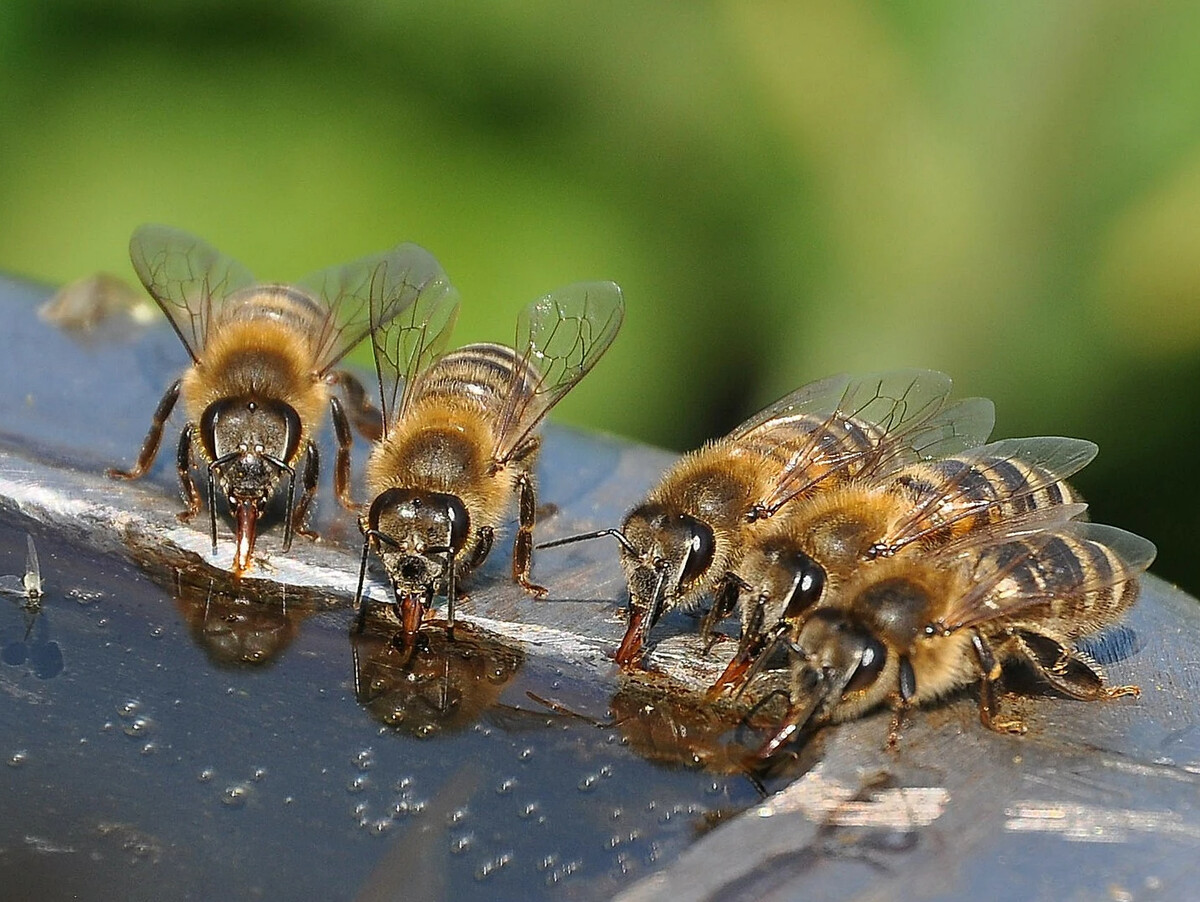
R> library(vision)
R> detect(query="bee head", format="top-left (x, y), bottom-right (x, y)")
top-left (366, 487), bottom-right (472, 597)
top-left (757, 610), bottom-right (889, 759)
top-left (610, 503), bottom-right (716, 668)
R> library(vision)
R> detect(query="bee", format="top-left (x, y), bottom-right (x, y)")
top-left (107, 225), bottom-right (451, 573)
top-left (354, 280), bottom-right (624, 642)
top-left (712, 435), bottom-right (1098, 696)
top-left (542, 370), bottom-right (994, 669)
top-left (756, 515), bottom-right (1156, 759)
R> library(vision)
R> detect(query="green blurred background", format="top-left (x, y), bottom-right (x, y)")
top-left (2, 1), bottom-right (1198, 596)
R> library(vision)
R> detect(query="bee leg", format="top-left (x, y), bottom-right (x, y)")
top-left (465, 526), bottom-right (494, 574)
top-left (512, 471), bottom-right (547, 597)
top-left (971, 632), bottom-right (1026, 734)
top-left (174, 423), bottom-right (203, 523)
top-left (1012, 630), bottom-right (1140, 702)
top-left (290, 441), bottom-right (320, 540)
top-left (329, 395), bottom-right (358, 511)
top-left (886, 657), bottom-right (919, 750)
top-left (107, 379), bottom-right (181, 480)
top-left (701, 578), bottom-right (740, 651)
top-left (328, 369), bottom-right (383, 443)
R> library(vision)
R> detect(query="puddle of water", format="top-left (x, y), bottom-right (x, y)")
top-left (0, 515), bottom-right (793, 902)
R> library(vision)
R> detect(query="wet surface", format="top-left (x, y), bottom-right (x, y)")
top-left (2, 273), bottom-right (1199, 900)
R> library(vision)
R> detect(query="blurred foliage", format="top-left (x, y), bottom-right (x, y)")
top-left (1, 0), bottom-right (1198, 595)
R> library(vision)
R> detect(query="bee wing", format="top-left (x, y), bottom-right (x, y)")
top-left (753, 370), bottom-right (963, 515)
top-left (883, 436), bottom-right (1098, 553)
top-left (129, 224), bottom-right (256, 362)
top-left (935, 520), bottom-right (1156, 633)
top-left (491, 281), bottom-right (624, 463)
top-left (294, 243), bottom-right (457, 385)
top-left (350, 254), bottom-right (460, 432)
top-left (879, 396), bottom-right (996, 468)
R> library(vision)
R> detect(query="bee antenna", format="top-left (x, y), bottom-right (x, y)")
top-left (536, 528), bottom-right (638, 555)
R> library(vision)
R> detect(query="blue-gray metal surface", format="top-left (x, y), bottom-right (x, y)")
top-left (0, 273), bottom-right (1197, 901)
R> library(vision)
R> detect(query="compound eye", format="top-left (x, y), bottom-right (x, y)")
top-left (782, 550), bottom-right (827, 620)
top-left (843, 633), bottom-right (887, 695)
top-left (443, 494), bottom-right (471, 552)
top-left (679, 517), bottom-right (715, 586)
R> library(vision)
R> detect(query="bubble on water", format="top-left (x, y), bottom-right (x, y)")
top-left (352, 802), bottom-right (369, 819)
top-left (198, 768), bottom-right (215, 783)
top-left (252, 768), bottom-right (267, 782)
top-left (221, 783), bottom-right (252, 808)
top-left (363, 818), bottom-right (393, 835)
top-left (150, 626), bottom-right (165, 639)
top-left (544, 860), bottom-right (581, 887)
top-left (353, 748), bottom-right (375, 770)
top-left (140, 742), bottom-right (158, 756)
top-left (610, 807), bottom-right (623, 821)
top-left (348, 775), bottom-right (369, 794)
top-left (116, 699), bottom-right (141, 718)
top-left (518, 747), bottom-right (535, 762)
top-left (578, 774), bottom-right (599, 792)
top-left (450, 832), bottom-right (474, 855)
top-left (8, 750), bottom-right (29, 767)
top-left (123, 717), bottom-right (153, 739)
top-left (518, 802), bottom-right (540, 820)
top-left (536, 854), bottom-right (558, 872)
top-left (495, 778), bottom-right (516, 795)
top-left (393, 776), bottom-right (413, 792)
top-left (474, 852), bottom-right (513, 881)
top-left (599, 764), bottom-right (613, 779)
top-left (449, 806), bottom-right (469, 825)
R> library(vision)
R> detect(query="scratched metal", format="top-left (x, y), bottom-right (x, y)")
top-left (1, 273), bottom-right (1198, 901)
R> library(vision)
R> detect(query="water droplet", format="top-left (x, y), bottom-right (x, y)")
top-left (537, 854), bottom-right (558, 872)
top-left (578, 774), bottom-right (599, 792)
top-left (449, 832), bottom-right (474, 855)
top-left (352, 802), bottom-right (369, 818)
top-left (348, 775), bottom-right (369, 793)
top-left (518, 802), bottom-right (540, 820)
top-left (599, 764), bottom-right (613, 779)
top-left (449, 806), bottom-right (469, 825)
top-left (495, 778), bottom-right (516, 795)
top-left (123, 716), bottom-right (153, 739)
top-left (221, 783), bottom-right (252, 808)
top-left (364, 818), bottom-right (392, 835)
top-left (116, 699), bottom-right (141, 718)
top-left (518, 747), bottom-right (535, 762)
top-left (198, 768), bottom-right (215, 783)
top-left (150, 626), bottom-right (164, 639)
top-left (140, 742), bottom-right (157, 756)
top-left (393, 776), bottom-right (413, 792)
top-left (8, 750), bottom-right (29, 767)
top-left (353, 748), bottom-right (375, 770)
top-left (252, 768), bottom-right (267, 782)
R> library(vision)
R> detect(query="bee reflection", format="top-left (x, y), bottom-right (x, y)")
top-left (351, 622), bottom-right (524, 738)
top-left (173, 580), bottom-right (312, 667)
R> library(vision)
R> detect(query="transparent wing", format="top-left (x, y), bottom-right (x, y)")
top-left (936, 521), bottom-right (1156, 633)
top-left (728, 373), bottom-right (855, 441)
top-left (492, 281), bottom-right (624, 462)
top-left (361, 255), bottom-right (460, 433)
top-left (129, 224), bottom-right (256, 362)
top-left (295, 242), bottom-right (456, 378)
top-left (882, 436), bottom-right (1098, 554)
top-left (754, 370), bottom-right (964, 515)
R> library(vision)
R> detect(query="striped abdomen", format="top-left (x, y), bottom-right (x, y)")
top-left (886, 453), bottom-right (1081, 549)
top-left (408, 343), bottom-right (537, 425)
top-left (982, 531), bottom-right (1140, 638)
top-left (737, 410), bottom-right (886, 491)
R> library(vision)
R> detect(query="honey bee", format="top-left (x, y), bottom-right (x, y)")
top-left (355, 281), bottom-right (624, 641)
top-left (756, 515), bottom-right (1156, 758)
top-left (542, 370), bottom-right (994, 669)
top-left (712, 435), bottom-right (1098, 696)
top-left (107, 225), bottom-right (451, 573)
